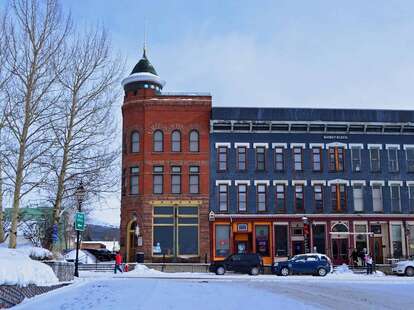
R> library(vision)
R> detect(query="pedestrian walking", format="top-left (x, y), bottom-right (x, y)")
top-left (365, 253), bottom-right (373, 275)
top-left (114, 252), bottom-right (123, 274)
top-left (350, 248), bottom-right (358, 267)
top-left (359, 248), bottom-right (366, 267)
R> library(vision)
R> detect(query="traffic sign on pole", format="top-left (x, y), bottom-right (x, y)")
top-left (74, 212), bottom-right (85, 231)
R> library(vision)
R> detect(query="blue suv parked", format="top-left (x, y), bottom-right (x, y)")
top-left (272, 253), bottom-right (332, 277)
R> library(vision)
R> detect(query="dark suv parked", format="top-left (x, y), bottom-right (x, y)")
top-left (209, 253), bottom-right (263, 276)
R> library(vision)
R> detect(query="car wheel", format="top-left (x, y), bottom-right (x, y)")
top-left (250, 267), bottom-right (259, 276)
top-left (405, 266), bottom-right (414, 277)
top-left (216, 266), bottom-right (225, 275)
top-left (317, 268), bottom-right (327, 277)
top-left (280, 267), bottom-right (289, 276)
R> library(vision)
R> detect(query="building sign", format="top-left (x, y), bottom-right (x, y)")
top-left (150, 200), bottom-right (202, 206)
top-left (323, 135), bottom-right (348, 140)
top-left (237, 223), bottom-right (248, 232)
top-left (209, 211), bottom-right (216, 222)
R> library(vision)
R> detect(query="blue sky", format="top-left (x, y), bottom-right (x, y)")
top-left (65, 0), bottom-right (414, 225)
top-left (66, 0), bottom-right (414, 110)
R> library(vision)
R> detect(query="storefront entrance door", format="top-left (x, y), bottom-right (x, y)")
top-left (370, 237), bottom-right (383, 264)
top-left (332, 238), bottom-right (348, 265)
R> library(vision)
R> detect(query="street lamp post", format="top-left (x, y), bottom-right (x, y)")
top-left (74, 182), bottom-right (86, 277)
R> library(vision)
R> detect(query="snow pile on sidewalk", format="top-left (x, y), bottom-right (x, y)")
top-left (0, 247), bottom-right (58, 287)
top-left (128, 264), bottom-right (162, 275)
top-left (333, 264), bottom-right (354, 274)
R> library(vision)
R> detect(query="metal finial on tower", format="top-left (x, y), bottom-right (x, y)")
top-left (143, 20), bottom-right (147, 58)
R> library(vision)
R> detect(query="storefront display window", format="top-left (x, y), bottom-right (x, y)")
top-left (408, 225), bottom-right (414, 257)
top-left (392, 224), bottom-right (403, 258)
top-left (274, 225), bottom-right (288, 256)
top-left (153, 206), bottom-right (199, 256)
top-left (215, 225), bottom-right (230, 257)
top-left (312, 225), bottom-right (326, 254)
top-left (255, 225), bottom-right (269, 256)
top-left (355, 224), bottom-right (367, 253)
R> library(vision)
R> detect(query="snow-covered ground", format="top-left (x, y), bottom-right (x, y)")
top-left (14, 272), bottom-right (414, 310)
top-left (0, 247), bottom-right (58, 287)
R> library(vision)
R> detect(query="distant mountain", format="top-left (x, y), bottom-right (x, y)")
top-left (83, 224), bottom-right (119, 242)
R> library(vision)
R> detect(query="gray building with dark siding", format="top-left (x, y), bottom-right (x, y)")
top-left (209, 107), bottom-right (414, 265)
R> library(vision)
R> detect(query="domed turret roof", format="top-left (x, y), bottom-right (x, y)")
top-left (131, 49), bottom-right (158, 75)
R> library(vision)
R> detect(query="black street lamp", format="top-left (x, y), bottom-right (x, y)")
top-left (74, 182), bottom-right (86, 277)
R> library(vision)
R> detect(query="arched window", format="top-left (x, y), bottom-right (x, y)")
top-left (332, 223), bottom-right (348, 233)
top-left (189, 130), bottom-right (199, 152)
top-left (131, 131), bottom-right (140, 153)
top-left (171, 130), bottom-right (181, 152)
top-left (153, 130), bottom-right (163, 152)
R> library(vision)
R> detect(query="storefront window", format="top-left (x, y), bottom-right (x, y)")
top-left (355, 224), bottom-right (367, 254)
top-left (215, 225), bottom-right (230, 257)
top-left (392, 224), bottom-right (403, 258)
top-left (153, 206), bottom-right (199, 256)
top-left (255, 225), bottom-right (269, 256)
top-left (408, 225), bottom-right (414, 257)
top-left (274, 225), bottom-right (288, 256)
top-left (312, 225), bottom-right (326, 254)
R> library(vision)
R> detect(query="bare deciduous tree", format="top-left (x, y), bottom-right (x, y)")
top-left (47, 27), bottom-right (122, 251)
top-left (2, 0), bottom-right (71, 248)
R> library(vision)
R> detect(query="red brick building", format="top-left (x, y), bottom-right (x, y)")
top-left (120, 49), bottom-right (211, 262)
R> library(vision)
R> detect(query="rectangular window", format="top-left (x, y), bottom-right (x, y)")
top-left (237, 147), bottom-right (247, 171)
top-left (355, 224), bottom-right (368, 254)
top-left (256, 147), bottom-right (266, 171)
top-left (409, 185), bottom-right (414, 213)
top-left (312, 147), bottom-right (322, 172)
top-left (390, 185), bottom-right (401, 213)
top-left (255, 225), bottom-right (270, 257)
top-left (391, 224), bottom-right (403, 258)
top-left (313, 185), bottom-right (323, 212)
top-left (215, 225), bottom-right (230, 257)
top-left (177, 207), bottom-right (198, 256)
top-left (293, 147), bottom-right (303, 171)
top-left (295, 185), bottom-right (304, 212)
top-left (312, 225), bottom-right (326, 254)
top-left (153, 166), bottom-right (164, 194)
top-left (218, 147), bottom-right (228, 171)
top-left (122, 168), bottom-right (126, 196)
top-left (153, 206), bottom-right (199, 256)
top-left (189, 166), bottom-right (200, 194)
top-left (388, 147), bottom-right (399, 172)
top-left (275, 184), bottom-right (286, 213)
top-left (274, 147), bottom-right (284, 171)
top-left (329, 147), bottom-right (345, 172)
top-left (237, 184), bottom-right (247, 212)
top-left (256, 184), bottom-right (267, 211)
top-left (153, 206), bottom-right (174, 255)
top-left (130, 166), bottom-right (139, 195)
top-left (353, 184), bottom-right (364, 212)
top-left (171, 166), bottom-right (181, 194)
top-left (218, 184), bottom-right (228, 212)
top-left (331, 184), bottom-right (347, 212)
top-left (370, 147), bottom-right (381, 172)
top-left (407, 148), bottom-right (414, 172)
top-left (351, 147), bottom-right (362, 172)
top-left (274, 225), bottom-right (288, 257)
top-left (372, 185), bottom-right (383, 212)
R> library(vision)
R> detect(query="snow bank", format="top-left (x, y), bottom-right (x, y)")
top-left (129, 264), bottom-right (162, 275)
top-left (0, 247), bottom-right (58, 287)
top-left (333, 264), bottom-right (353, 274)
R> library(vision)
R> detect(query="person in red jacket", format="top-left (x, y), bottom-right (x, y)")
top-left (114, 252), bottom-right (123, 274)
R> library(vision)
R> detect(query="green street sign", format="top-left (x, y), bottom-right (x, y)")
top-left (75, 212), bottom-right (85, 231)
